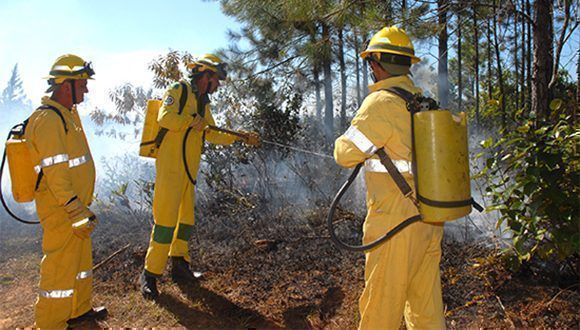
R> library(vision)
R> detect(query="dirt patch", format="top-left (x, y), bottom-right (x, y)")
top-left (0, 206), bottom-right (578, 329)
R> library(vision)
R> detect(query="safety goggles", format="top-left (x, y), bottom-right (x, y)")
top-left (49, 61), bottom-right (95, 78)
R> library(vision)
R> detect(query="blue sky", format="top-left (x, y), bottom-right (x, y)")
top-left (0, 0), bottom-right (240, 108)
top-left (0, 0), bottom-right (578, 110)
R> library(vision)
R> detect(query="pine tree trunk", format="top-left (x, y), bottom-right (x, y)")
top-left (492, 0), bottom-right (506, 127)
top-left (487, 20), bottom-right (493, 100)
top-left (311, 32), bottom-right (322, 122)
top-left (473, 3), bottom-right (480, 126)
top-left (458, 10), bottom-right (463, 111)
top-left (362, 31), bottom-right (369, 96)
top-left (520, 0), bottom-right (526, 109)
top-left (314, 66), bottom-right (322, 121)
top-left (438, 0), bottom-right (450, 108)
top-left (531, 0), bottom-right (554, 121)
top-left (526, 0), bottom-right (532, 110)
top-left (402, 0), bottom-right (408, 28)
top-left (338, 28), bottom-right (348, 131)
top-left (322, 23), bottom-right (334, 141)
top-left (354, 31), bottom-right (362, 106)
top-left (575, 47), bottom-right (579, 127)
top-left (514, 10), bottom-right (520, 111)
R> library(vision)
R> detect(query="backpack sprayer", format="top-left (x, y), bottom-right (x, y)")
top-left (0, 105), bottom-right (67, 225)
top-left (327, 88), bottom-right (483, 252)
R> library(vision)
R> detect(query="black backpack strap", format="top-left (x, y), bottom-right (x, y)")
top-left (35, 105), bottom-right (69, 190)
top-left (385, 87), bottom-right (416, 107)
top-left (376, 148), bottom-right (415, 199)
top-left (418, 195), bottom-right (484, 212)
top-left (154, 82), bottom-right (190, 148)
top-left (38, 105), bottom-right (68, 133)
top-left (178, 82), bottom-right (188, 114)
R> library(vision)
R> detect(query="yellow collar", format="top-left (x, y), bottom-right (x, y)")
top-left (368, 75), bottom-right (420, 94)
top-left (41, 96), bottom-right (74, 115)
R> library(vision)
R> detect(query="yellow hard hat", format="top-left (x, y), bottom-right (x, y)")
top-left (186, 54), bottom-right (228, 80)
top-left (45, 54), bottom-right (95, 85)
top-left (360, 26), bottom-right (421, 64)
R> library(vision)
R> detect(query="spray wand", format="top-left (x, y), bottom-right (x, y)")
top-left (206, 125), bottom-right (334, 160)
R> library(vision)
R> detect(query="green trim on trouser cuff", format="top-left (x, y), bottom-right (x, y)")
top-left (143, 269), bottom-right (162, 278)
top-left (152, 224), bottom-right (175, 244)
top-left (176, 223), bottom-right (194, 241)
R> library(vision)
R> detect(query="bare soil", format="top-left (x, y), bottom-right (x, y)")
top-left (0, 205), bottom-right (578, 329)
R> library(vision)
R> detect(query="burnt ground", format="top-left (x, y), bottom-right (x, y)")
top-left (0, 202), bottom-right (578, 329)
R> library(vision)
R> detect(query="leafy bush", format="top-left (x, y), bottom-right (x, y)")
top-left (478, 110), bottom-right (579, 268)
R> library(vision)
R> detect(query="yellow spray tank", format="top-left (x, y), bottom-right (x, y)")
top-left (139, 82), bottom-right (189, 159)
top-left (413, 110), bottom-right (472, 222)
top-left (1, 122), bottom-right (40, 224)
top-left (5, 136), bottom-right (37, 203)
top-left (139, 99), bottom-right (163, 158)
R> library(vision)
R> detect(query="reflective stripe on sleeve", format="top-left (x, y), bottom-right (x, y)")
top-left (39, 289), bottom-right (74, 299)
top-left (76, 269), bottom-right (93, 280)
top-left (68, 155), bottom-right (91, 168)
top-left (35, 154), bottom-right (90, 173)
top-left (34, 154), bottom-right (69, 173)
top-left (343, 126), bottom-right (379, 155)
top-left (364, 159), bottom-right (413, 174)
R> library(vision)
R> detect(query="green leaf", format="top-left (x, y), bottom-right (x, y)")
top-left (549, 98), bottom-right (563, 111)
top-left (480, 137), bottom-right (493, 149)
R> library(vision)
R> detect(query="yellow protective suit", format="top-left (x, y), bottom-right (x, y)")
top-left (25, 97), bottom-right (96, 329)
top-left (334, 76), bottom-right (446, 330)
top-left (144, 81), bottom-right (238, 276)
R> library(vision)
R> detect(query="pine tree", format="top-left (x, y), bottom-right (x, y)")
top-left (1, 64), bottom-right (27, 112)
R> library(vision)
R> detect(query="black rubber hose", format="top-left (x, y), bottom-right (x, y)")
top-left (327, 163), bottom-right (422, 252)
top-left (0, 142), bottom-right (40, 224)
top-left (182, 127), bottom-right (197, 186)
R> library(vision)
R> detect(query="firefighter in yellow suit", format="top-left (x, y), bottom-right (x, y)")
top-left (140, 54), bottom-right (260, 299)
top-left (334, 27), bottom-right (446, 329)
top-left (25, 54), bottom-right (107, 329)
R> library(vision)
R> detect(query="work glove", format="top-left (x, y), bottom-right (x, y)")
top-left (65, 197), bottom-right (97, 239)
top-left (189, 114), bottom-right (207, 132)
top-left (72, 216), bottom-right (98, 239)
top-left (241, 131), bottom-right (261, 147)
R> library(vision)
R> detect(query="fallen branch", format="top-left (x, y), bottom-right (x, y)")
top-left (93, 243), bottom-right (131, 271)
top-left (495, 295), bottom-right (515, 328)
top-left (546, 283), bottom-right (580, 306)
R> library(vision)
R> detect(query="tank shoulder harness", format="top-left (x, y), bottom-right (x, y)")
top-left (0, 105), bottom-right (68, 225)
top-left (34, 105), bottom-right (69, 190)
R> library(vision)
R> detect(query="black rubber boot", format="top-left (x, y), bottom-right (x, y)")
top-left (139, 271), bottom-right (159, 300)
top-left (68, 306), bottom-right (108, 326)
top-left (171, 257), bottom-right (202, 283)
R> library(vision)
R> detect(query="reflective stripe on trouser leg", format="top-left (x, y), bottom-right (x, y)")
top-left (36, 211), bottom-right (91, 329)
top-left (169, 182), bottom-right (196, 263)
top-left (144, 167), bottom-right (188, 276)
top-left (71, 237), bottom-right (93, 318)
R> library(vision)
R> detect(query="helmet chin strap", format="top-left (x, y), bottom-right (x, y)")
top-left (368, 59), bottom-right (379, 83)
top-left (69, 80), bottom-right (78, 105)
